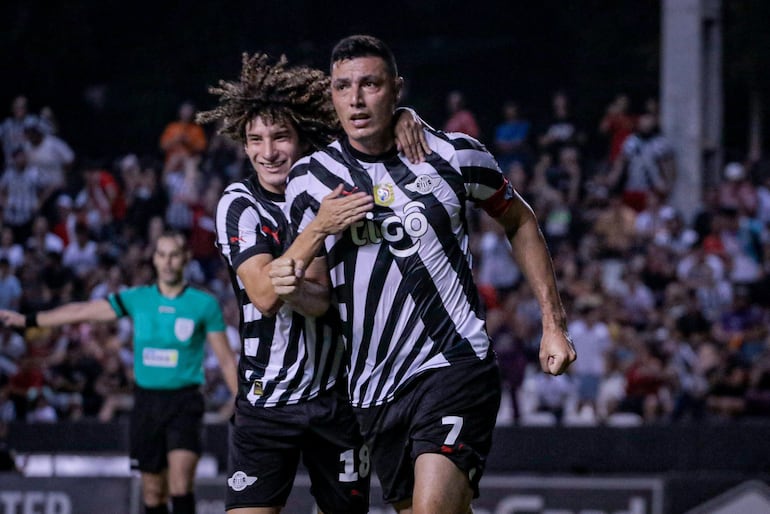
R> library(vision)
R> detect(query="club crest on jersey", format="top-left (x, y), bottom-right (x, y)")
top-left (405, 175), bottom-right (436, 195)
top-left (174, 318), bottom-right (195, 341)
top-left (374, 183), bottom-right (395, 206)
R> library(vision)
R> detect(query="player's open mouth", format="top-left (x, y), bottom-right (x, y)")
top-left (350, 114), bottom-right (370, 127)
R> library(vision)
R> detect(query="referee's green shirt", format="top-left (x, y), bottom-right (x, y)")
top-left (107, 285), bottom-right (225, 390)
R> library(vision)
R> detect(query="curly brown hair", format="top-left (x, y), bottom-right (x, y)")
top-left (197, 53), bottom-right (339, 149)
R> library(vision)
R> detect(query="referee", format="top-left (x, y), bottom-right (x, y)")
top-left (0, 229), bottom-right (238, 514)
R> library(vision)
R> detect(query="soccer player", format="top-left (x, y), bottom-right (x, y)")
top-left (0, 230), bottom-right (238, 514)
top-left (197, 53), bottom-right (428, 514)
top-left (275, 35), bottom-right (577, 514)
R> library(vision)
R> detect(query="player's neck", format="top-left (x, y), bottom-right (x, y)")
top-left (344, 135), bottom-right (397, 161)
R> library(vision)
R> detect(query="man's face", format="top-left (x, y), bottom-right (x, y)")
top-left (244, 116), bottom-right (305, 194)
top-left (152, 235), bottom-right (188, 286)
top-left (331, 56), bottom-right (401, 154)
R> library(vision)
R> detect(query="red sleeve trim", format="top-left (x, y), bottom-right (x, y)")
top-left (478, 178), bottom-right (514, 218)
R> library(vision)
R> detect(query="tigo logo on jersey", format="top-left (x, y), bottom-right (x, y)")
top-left (351, 200), bottom-right (429, 257)
top-left (405, 175), bottom-right (436, 195)
top-left (374, 183), bottom-right (395, 206)
top-left (228, 471), bottom-right (258, 491)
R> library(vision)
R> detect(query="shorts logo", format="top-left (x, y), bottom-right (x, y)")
top-left (228, 471), bottom-right (258, 491)
top-left (174, 318), bottom-right (195, 341)
top-left (405, 175), bottom-right (436, 195)
top-left (374, 183), bottom-right (395, 206)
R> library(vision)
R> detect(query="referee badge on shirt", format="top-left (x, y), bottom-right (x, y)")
top-left (174, 318), bottom-right (195, 341)
top-left (374, 183), bottom-right (395, 206)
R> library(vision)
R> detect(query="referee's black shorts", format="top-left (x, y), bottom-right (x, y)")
top-left (130, 385), bottom-right (204, 473)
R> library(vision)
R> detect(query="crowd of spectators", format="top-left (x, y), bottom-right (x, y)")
top-left (0, 87), bottom-right (769, 430)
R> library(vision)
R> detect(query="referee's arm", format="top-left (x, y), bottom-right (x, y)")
top-left (0, 299), bottom-right (118, 329)
top-left (207, 331), bottom-right (238, 397)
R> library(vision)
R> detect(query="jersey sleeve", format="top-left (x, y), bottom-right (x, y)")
top-left (215, 184), bottom-right (277, 270)
top-left (107, 288), bottom-right (138, 318)
top-left (452, 134), bottom-right (515, 218)
top-left (201, 293), bottom-right (226, 333)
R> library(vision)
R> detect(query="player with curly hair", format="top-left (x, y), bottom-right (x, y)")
top-left (200, 52), bottom-right (427, 514)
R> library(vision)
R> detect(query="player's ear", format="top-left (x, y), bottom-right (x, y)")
top-left (395, 76), bottom-right (404, 103)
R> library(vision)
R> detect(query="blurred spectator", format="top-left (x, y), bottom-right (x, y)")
top-left (40, 251), bottom-right (76, 305)
top-left (189, 179), bottom-right (223, 282)
top-left (493, 100), bottom-right (531, 170)
top-left (717, 162), bottom-right (758, 217)
top-left (0, 324), bottom-right (25, 381)
top-left (475, 212), bottom-right (521, 298)
top-left (62, 222), bottom-right (100, 280)
top-left (0, 228), bottom-right (24, 271)
top-left (163, 155), bottom-right (201, 233)
top-left (443, 90), bottom-right (480, 139)
top-left (124, 161), bottom-right (167, 242)
top-left (706, 359), bottom-right (749, 419)
top-left (606, 113), bottom-right (675, 212)
top-left (705, 207), bottom-right (764, 287)
top-left (488, 308), bottom-right (529, 424)
top-left (75, 163), bottom-right (126, 238)
top-left (0, 146), bottom-right (44, 243)
top-left (0, 258), bottom-right (22, 311)
top-left (712, 286), bottom-right (767, 363)
top-left (26, 394), bottom-right (58, 423)
top-left (159, 101), bottom-right (207, 170)
top-left (39, 106), bottom-right (59, 136)
top-left (568, 295), bottom-right (611, 417)
top-left (25, 215), bottom-right (64, 258)
top-left (617, 340), bottom-right (672, 422)
top-left (598, 93), bottom-right (635, 165)
top-left (22, 116), bottom-right (74, 215)
top-left (745, 364), bottom-right (770, 417)
top-left (593, 195), bottom-right (636, 294)
top-left (51, 194), bottom-right (77, 246)
top-left (201, 120), bottom-right (247, 181)
top-left (0, 96), bottom-right (40, 165)
top-left (537, 90), bottom-right (584, 159)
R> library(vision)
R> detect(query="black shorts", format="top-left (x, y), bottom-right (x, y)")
top-left (354, 356), bottom-right (501, 505)
top-left (225, 386), bottom-right (370, 513)
top-left (130, 385), bottom-right (204, 473)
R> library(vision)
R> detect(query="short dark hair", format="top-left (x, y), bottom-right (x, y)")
top-left (330, 35), bottom-right (398, 77)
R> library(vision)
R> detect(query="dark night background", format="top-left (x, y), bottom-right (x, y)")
top-left (1, 1), bottom-right (767, 165)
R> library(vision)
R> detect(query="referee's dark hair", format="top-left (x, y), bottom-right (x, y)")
top-left (330, 34), bottom-right (398, 78)
top-left (197, 53), bottom-right (339, 151)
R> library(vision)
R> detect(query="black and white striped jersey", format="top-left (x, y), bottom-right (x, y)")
top-left (215, 175), bottom-right (345, 408)
top-left (285, 129), bottom-right (514, 408)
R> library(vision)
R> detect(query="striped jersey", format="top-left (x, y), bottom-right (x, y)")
top-left (215, 175), bottom-right (345, 408)
top-left (285, 129), bottom-right (513, 408)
